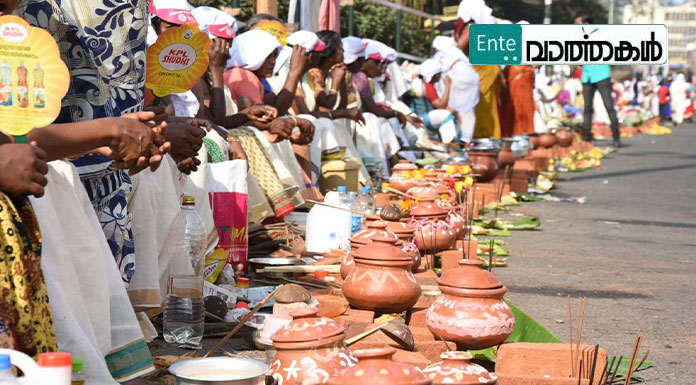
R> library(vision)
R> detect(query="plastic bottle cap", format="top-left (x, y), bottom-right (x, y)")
top-left (314, 270), bottom-right (329, 279)
top-left (38, 352), bottom-right (72, 367)
top-left (347, 192), bottom-right (357, 198)
top-left (72, 359), bottom-right (84, 373)
top-left (238, 277), bottom-right (249, 284)
top-left (236, 301), bottom-right (250, 309)
top-left (360, 186), bottom-right (371, 194)
top-left (0, 355), bottom-right (10, 371)
top-left (182, 196), bottom-right (196, 205)
top-left (337, 186), bottom-right (347, 193)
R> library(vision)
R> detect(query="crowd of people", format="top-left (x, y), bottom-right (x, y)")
top-left (0, 0), bottom-right (688, 383)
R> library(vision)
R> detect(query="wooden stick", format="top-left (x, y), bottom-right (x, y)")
top-left (589, 344), bottom-right (600, 385)
top-left (568, 296), bottom-right (575, 377)
top-left (387, 187), bottom-right (418, 200)
top-left (345, 324), bottom-right (384, 345)
top-left (575, 298), bottom-right (587, 377)
top-left (623, 333), bottom-right (643, 385)
top-left (203, 290), bottom-right (275, 358)
top-left (257, 265), bottom-right (341, 274)
top-left (600, 357), bottom-right (613, 385)
top-left (577, 360), bottom-right (583, 385)
top-left (306, 200), bottom-right (363, 215)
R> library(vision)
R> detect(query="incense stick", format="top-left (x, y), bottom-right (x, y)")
top-left (607, 355), bottom-right (622, 385)
top-left (568, 296), bottom-right (575, 377)
top-left (575, 298), bottom-right (587, 377)
top-left (577, 360), bottom-right (584, 385)
top-left (623, 333), bottom-right (643, 385)
top-left (589, 344), bottom-right (600, 385)
top-left (600, 357), bottom-right (614, 385)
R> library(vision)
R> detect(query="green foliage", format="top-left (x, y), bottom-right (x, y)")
top-left (340, 0), bottom-right (432, 58)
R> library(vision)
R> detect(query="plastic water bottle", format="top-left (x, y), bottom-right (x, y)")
top-left (0, 354), bottom-right (20, 385)
top-left (163, 196), bottom-right (206, 349)
top-left (37, 352), bottom-right (72, 385)
top-left (347, 192), bottom-right (362, 233)
top-left (357, 186), bottom-right (376, 215)
top-left (306, 191), bottom-right (352, 253)
top-left (337, 185), bottom-right (348, 206)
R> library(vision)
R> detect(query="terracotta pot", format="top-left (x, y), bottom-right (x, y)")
top-left (539, 133), bottom-right (556, 148)
top-left (389, 178), bottom-right (417, 193)
top-left (402, 241), bottom-right (422, 272)
top-left (422, 351), bottom-right (498, 385)
top-left (343, 236), bottom-right (421, 313)
top-left (529, 134), bottom-right (541, 149)
top-left (556, 129), bottom-right (574, 148)
top-left (328, 348), bottom-right (431, 385)
top-left (496, 147), bottom-right (515, 169)
top-left (413, 220), bottom-right (457, 253)
top-left (406, 186), bottom-right (439, 201)
top-left (447, 212), bottom-right (466, 239)
top-left (340, 254), bottom-right (355, 280)
top-left (468, 152), bottom-right (498, 183)
top-left (350, 221), bottom-right (399, 250)
top-left (269, 308), bottom-right (357, 385)
top-left (411, 197), bottom-right (449, 219)
top-left (386, 221), bottom-right (421, 273)
top-left (426, 260), bottom-right (515, 350)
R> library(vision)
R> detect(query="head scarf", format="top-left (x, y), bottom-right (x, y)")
top-left (342, 36), bottom-right (367, 64)
top-left (363, 39), bottom-right (397, 62)
top-left (287, 30), bottom-right (327, 53)
top-left (433, 35), bottom-right (465, 63)
top-left (226, 30), bottom-right (280, 71)
top-left (457, 0), bottom-right (493, 25)
top-left (518, 20), bottom-right (530, 24)
top-left (191, 6), bottom-right (238, 39)
top-left (150, 0), bottom-right (197, 25)
top-left (433, 36), bottom-right (456, 52)
top-left (419, 59), bottom-right (442, 83)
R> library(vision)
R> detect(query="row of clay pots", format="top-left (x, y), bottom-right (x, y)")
top-left (531, 129), bottom-right (574, 149)
top-left (268, 309), bottom-right (498, 385)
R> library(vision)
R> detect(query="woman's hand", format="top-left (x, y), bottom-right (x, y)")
top-left (242, 105), bottom-right (277, 124)
top-left (443, 76), bottom-right (452, 87)
top-left (330, 63), bottom-right (347, 86)
top-left (340, 107), bottom-right (365, 125)
top-left (113, 112), bottom-right (171, 174)
top-left (396, 111), bottom-right (424, 129)
top-left (163, 120), bottom-right (206, 163)
top-left (0, 142), bottom-right (48, 197)
top-left (208, 38), bottom-right (230, 72)
top-left (290, 118), bottom-right (315, 145)
top-left (268, 118), bottom-right (293, 141)
top-left (288, 45), bottom-right (307, 77)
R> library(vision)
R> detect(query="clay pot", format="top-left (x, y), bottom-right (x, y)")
top-left (413, 220), bottom-right (457, 253)
top-left (340, 254), bottom-right (355, 280)
top-left (426, 260), bottom-right (515, 350)
top-left (529, 134), bottom-right (541, 149)
top-left (447, 211), bottom-right (466, 239)
top-left (422, 351), bottom-right (498, 385)
top-left (402, 241), bottom-right (422, 272)
top-left (556, 129), bottom-right (574, 148)
top-left (407, 186), bottom-right (439, 201)
top-left (393, 160), bottom-right (417, 174)
top-left (328, 348), bottom-right (431, 385)
top-left (350, 221), bottom-right (399, 250)
top-left (411, 197), bottom-right (449, 219)
top-left (386, 221), bottom-right (421, 273)
top-left (496, 147), bottom-right (515, 169)
top-left (539, 133), bottom-right (557, 148)
top-left (468, 152), bottom-right (499, 183)
top-left (389, 178), bottom-right (417, 193)
top-left (343, 236), bottom-right (421, 313)
top-left (269, 308), bottom-right (357, 385)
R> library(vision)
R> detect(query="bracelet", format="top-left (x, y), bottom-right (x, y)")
top-left (290, 116), bottom-right (298, 126)
top-left (227, 136), bottom-right (240, 143)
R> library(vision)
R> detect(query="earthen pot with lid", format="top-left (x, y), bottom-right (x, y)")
top-left (497, 147), bottom-right (515, 169)
top-left (468, 152), bottom-right (499, 182)
top-left (413, 219), bottom-right (456, 253)
top-left (386, 220), bottom-right (421, 273)
top-left (411, 197), bottom-right (449, 219)
top-left (422, 351), bottom-right (498, 385)
top-left (342, 236), bottom-right (421, 313)
top-left (529, 134), bottom-right (541, 149)
top-left (393, 160), bottom-right (417, 175)
top-left (269, 308), bottom-right (357, 385)
top-left (407, 186), bottom-right (439, 201)
top-left (389, 178), bottom-right (417, 193)
top-left (539, 133), bottom-right (557, 148)
top-left (556, 129), bottom-right (574, 148)
top-left (343, 222), bottom-right (402, 279)
top-left (327, 348), bottom-right (431, 385)
top-left (426, 260), bottom-right (515, 350)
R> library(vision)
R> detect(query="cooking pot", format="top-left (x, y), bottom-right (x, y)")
top-left (169, 357), bottom-right (268, 385)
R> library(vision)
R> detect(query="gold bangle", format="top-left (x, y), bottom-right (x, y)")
top-left (290, 116), bottom-right (298, 126)
top-left (227, 136), bottom-right (240, 143)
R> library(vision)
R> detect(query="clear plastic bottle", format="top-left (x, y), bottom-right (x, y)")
top-left (336, 185), bottom-right (348, 206)
top-left (347, 192), bottom-right (362, 233)
top-left (356, 186), bottom-right (376, 215)
top-left (162, 196), bottom-right (206, 349)
top-left (0, 354), bottom-right (20, 385)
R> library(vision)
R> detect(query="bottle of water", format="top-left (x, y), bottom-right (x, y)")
top-left (337, 185), bottom-right (348, 206)
top-left (357, 186), bottom-right (376, 215)
top-left (163, 196), bottom-right (206, 350)
top-left (347, 192), bottom-right (362, 233)
top-left (0, 354), bottom-right (20, 385)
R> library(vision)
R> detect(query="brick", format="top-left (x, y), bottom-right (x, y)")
top-left (335, 308), bottom-right (375, 328)
top-left (440, 249), bottom-right (465, 273)
top-left (413, 290), bottom-right (439, 309)
top-left (495, 374), bottom-right (590, 385)
top-left (415, 340), bottom-right (456, 363)
top-left (392, 350), bottom-right (431, 369)
top-left (496, 343), bottom-right (606, 385)
top-left (408, 307), bottom-right (429, 328)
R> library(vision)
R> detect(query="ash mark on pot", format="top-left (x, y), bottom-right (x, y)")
top-left (507, 285), bottom-right (651, 299)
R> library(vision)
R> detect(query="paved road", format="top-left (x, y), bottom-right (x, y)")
top-left (496, 125), bottom-right (696, 382)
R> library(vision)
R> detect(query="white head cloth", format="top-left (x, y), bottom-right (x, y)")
top-left (226, 29), bottom-right (280, 71)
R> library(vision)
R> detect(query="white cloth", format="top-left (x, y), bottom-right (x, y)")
top-left (227, 30), bottom-right (280, 71)
top-left (342, 36), bottom-right (367, 64)
top-left (363, 38), bottom-right (397, 61)
top-left (441, 56), bottom-right (479, 141)
top-left (419, 59), bottom-right (442, 83)
top-left (457, 0), bottom-right (493, 24)
top-left (287, 30), bottom-right (323, 52)
top-left (385, 62), bottom-right (409, 101)
top-left (670, 73), bottom-right (689, 124)
top-left (192, 6), bottom-right (238, 39)
top-left (170, 91), bottom-right (201, 118)
top-left (150, 0), bottom-right (196, 25)
top-left (33, 161), bottom-right (150, 384)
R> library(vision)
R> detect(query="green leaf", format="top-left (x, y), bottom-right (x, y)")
top-left (505, 216), bottom-right (541, 230)
top-left (611, 357), bottom-right (653, 377)
top-left (518, 193), bottom-right (543, 202)
top-left (486, 229), bottom-right (511, 237)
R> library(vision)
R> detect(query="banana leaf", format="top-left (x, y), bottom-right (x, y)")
top-left (506, 216), bottom-right (541, 230)
top-left (514, 193), bottom-right (543, 202)
top-left (486, 229), bottom-right (511, 237)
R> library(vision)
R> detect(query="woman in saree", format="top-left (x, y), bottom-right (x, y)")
top-left (502, 65), bottom-right (536, 135)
